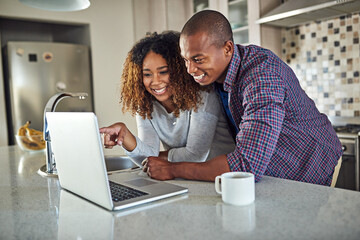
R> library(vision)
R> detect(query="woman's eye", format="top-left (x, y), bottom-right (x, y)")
top-left (159, 70), bottom-right (169, 75)
top-left (194, 58), bottom-right (203, 63)
top-left (143, 73), bottom-right (152, 77)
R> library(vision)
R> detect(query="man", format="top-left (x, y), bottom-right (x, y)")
top-left (143, 10), bottom-right (342, 186)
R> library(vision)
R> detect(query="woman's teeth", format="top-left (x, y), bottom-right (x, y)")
top-left (193, 73), bottom-right (205, 81)
top-left (153, 87), bottom-right (166, 94)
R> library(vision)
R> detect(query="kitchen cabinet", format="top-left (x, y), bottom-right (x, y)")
top-left (133, 0), bottom-right (260, 45)
top-left (133, 0), bottom-right (192, 41)
top-left (190, 0), bottom-right (260, 45)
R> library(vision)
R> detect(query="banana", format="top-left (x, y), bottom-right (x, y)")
top-left (27, 128), bottom-right (43, 136)
top-left (17, 121), bottom-right (45, 150)
top-left (17, 121), bottom-right (30, 136)
top-left (25, 128), bottom-right (42, 142)
top-left (18, 136), bottom-right (45, 150)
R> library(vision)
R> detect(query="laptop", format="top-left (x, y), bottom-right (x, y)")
top-left (46, 112), bottom-right (188, 211)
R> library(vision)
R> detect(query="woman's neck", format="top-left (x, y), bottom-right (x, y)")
top-left (159, 99), bottom-right (175, 113)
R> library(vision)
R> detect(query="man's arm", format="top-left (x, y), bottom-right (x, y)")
top-left (144, 154), bottom-right (231, 181)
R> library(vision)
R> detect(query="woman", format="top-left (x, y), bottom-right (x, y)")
top-left (100, 31), bottom-right (234, 167)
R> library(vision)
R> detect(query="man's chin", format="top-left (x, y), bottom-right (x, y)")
top-left (194, 77), bottom-right (213, 86)
top-left (199, 82), bottom-right (211, 86)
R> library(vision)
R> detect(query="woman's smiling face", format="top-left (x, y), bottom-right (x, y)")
top-left (142, 51), bottom-right (173, 110)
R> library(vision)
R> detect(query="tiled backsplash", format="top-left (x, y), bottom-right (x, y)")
top-left (281, 12), bottom-right (360, 117)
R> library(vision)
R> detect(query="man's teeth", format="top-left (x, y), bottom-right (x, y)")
top-left (153, 87), bottom-right (166, 93)
top-left (193, 74), bottom-right (205, 80)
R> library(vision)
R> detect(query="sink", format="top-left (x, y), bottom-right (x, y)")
top-left (39, 155), bottom-right (139, 178)
top-left (104, 155), bottom-right (139, 173)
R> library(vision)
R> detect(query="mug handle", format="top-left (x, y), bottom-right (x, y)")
top-left (215, 176), bottom-right (222, 194)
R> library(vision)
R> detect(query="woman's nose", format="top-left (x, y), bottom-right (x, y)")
top-left (152, 73), bottom-right (161, 83)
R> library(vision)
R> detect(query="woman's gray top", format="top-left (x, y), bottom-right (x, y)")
top-left (124, 90), bottom-right (235, 167)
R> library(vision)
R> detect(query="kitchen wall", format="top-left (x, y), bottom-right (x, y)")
top-left (0, 0), bottom-right (136, 155)
top-left (259, 0), bottom-right (282, 57)
top-left (281, 12), bottom-right (360, 118)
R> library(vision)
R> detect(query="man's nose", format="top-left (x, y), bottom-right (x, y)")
top-left (186, 61), bottom-right (197, 75)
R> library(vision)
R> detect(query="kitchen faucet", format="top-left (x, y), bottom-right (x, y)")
top-left (38, 92), bottom-right (88, 178)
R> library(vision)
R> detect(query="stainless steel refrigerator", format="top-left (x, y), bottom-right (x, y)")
top-left (3, 41), bottom-right (93, 145)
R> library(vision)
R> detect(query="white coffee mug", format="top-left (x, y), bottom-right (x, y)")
top-left (215, 172), bottom-right (255, 206)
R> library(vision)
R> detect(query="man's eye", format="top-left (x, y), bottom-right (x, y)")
top-left (194, 58), bottom-right (203, 63)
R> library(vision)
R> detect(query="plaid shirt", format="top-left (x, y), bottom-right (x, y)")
top-left (223, 44), bottom-right (343, 186)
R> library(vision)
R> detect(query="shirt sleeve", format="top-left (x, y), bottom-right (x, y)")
top-left (168, 90), bottom-right (220, 162)
top-left (123, 115), bottom-right (160, 167)
top-left (227, 72), bottom-right (285, 182)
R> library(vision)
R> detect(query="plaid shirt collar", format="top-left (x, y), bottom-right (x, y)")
top-left (223, 44), bottom-right (241, 92)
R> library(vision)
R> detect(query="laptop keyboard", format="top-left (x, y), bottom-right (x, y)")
top-left (109, 181), bottom-right (148, 202)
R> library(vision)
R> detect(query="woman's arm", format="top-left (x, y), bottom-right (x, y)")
top-left (144, 154), bottom-right (231, 181)
top-left (168, 90), bottom-right (221, 162)
top-left (123, 115), bottom-right (160, 166)
top-left (168, 112), bottom-right (217, 162)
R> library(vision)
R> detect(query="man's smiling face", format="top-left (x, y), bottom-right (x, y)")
top-left (180, 31), bottom-right (232, 85)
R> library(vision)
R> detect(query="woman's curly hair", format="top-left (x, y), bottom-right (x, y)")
top-left (120, 31), bottom-right (208, 119)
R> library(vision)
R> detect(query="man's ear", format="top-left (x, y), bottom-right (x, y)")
top-left (223, 40), bottom-right (234, 57)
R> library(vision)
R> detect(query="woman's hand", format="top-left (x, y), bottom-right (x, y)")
top-left (142, 157), bottom-right (175, 180)
top-left (99, 122), bottom-right (136, 151)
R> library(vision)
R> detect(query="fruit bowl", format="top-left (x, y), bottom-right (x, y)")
top-left (15, 134), bottom-right (45, 152)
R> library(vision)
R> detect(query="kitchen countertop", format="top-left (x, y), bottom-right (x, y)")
top-left (1, 146), bottom-right (360, 240)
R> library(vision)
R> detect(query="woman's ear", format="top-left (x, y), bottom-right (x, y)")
top-left (224, 40), bottom-right (234, 57)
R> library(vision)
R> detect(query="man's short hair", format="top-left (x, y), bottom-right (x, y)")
top-left (181, 10), bottom-right (233, 48)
